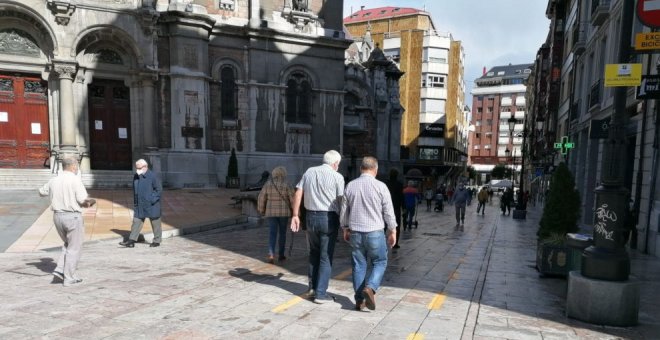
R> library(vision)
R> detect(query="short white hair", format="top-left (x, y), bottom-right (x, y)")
top-left (135, 159), bottom-right (148, 168)
top-left (322, 150), bottom-right (341, 165)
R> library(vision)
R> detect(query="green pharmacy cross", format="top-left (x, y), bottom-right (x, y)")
top-left (554, 136), bottom-right (575, 155)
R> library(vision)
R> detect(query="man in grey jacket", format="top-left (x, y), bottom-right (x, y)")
top-left (452, 183), bottom-right (470, 228)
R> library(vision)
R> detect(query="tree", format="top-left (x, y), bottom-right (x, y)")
top-left (228, 148), bottom-right (238, 178)
top-left (538, 162), bottom-right (581, 240)
top-left (466, 165), bottom-right (477, 182)
top-left (491, 163), bottom-right (512, 179)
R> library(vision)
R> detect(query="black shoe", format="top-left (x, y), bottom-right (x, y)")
top-left (119, 239), bottom-right (135, 248)
top-left (393, 244), bottom-right (400, 249)
top-left (362, 287), bottom-right (376, 310)
top-left (150, 242), bottom-right (160, 248)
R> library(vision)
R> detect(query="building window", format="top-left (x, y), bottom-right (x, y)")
top-left (486, 119), bottom-right (492, 126)
top-left (487, 107), bottom-right (493, 113)
top-left (477, 96), bottom-right (483, 102)
top-left (475, 121), bottom-right (481, 126)
top-left (475, 133), bottom-right (481, 139)
top-left (424, 74), bottom-right (445, 88)
top-left (219, 0), bottom-right (235, 10)
top-left (474, 145), bottom-right (480, 149)
top-left (484, 144), bottom-right (491, 149)
top-left (501, 107), bottom-right (511, 112)
top-left (477, 107), bottom-right (483, 114)
top-left (286, 72), bottom-right (312, 124)
top-left (220, 65), bottom-right (237, 120)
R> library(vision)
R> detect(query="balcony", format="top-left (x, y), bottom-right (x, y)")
top-left (514, 111), bottom-right (525, 119)
top-left (572, 22), bottom-right (587, 54)
top-left (500, 112), bottom-right (512, 119)
top-left (501, 97), bottom-right (513, 106)
top-left (590, 0), bottom-right (610, 26)
top-left (514, 97), bottom-right (526, 106)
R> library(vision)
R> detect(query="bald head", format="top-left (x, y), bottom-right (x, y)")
top-left (360, 156), bottom-right (378, 176)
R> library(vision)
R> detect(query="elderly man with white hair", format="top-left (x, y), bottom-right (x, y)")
top-left (119, 159), bottom-right (163, 248)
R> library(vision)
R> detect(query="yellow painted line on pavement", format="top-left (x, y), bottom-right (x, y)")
top-left (271, 267), bottom-right (353, 313)
top-left (428, 293), bottom-right (446, 310)
top-left (406, 333), bottom-right (425, 340)
top-left (271, 296), bottom-right (304, 313)
top-left (334, 268), bottom-right (353, 280)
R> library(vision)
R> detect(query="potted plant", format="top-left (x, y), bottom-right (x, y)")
top-left (536, 162), bottom-right (581, 277)
top-left (226, 148), bottom-right (240, 188)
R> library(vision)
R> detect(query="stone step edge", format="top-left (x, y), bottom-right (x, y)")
top-left (40, 214), bottom-right (251, 252)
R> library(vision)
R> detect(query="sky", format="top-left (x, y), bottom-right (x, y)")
top-left (342, 0), bottom-right (551, 105)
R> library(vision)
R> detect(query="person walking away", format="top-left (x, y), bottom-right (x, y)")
top-left (402, 181), bottom-right (419, 230)
top-left (119, 159), bottom-right (163, 248)
top-left (385, 169), bottom-right (403, 249)
top-left (290, 150), bottom-right (344, 304)
top-left (258, 166), bottom-right (294, 263)
top-left (424, 188), bottom-right (434, 211)
top-left (476, 186), bottom-right (489, 215)
top-left (39, 156), bottom-right (96, 287)
top-left (453, 183), bottom-right (470, 228)
top-left (501, 188), bottom-right (514, 216)
top-left (340, 157), bottom-right (397, 311)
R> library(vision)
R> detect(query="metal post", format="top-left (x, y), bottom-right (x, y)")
top-left (581, 0), bottom-right (634, 281)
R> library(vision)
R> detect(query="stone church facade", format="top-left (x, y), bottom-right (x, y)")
top-left (0, 0), bottom-right (349, 187)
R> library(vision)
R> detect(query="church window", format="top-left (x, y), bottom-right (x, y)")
top-left (220, 65), bottom-right (237, 120)
top-left (285, 72), bottom-right (312, 124)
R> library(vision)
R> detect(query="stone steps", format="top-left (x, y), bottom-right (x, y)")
top-left (0, 169), bottom-right (133, 189)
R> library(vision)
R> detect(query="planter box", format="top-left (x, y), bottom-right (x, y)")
top-left (536, 240), bottom-right (570, 277)
top-left (226, 176), bottom-right (240, 189)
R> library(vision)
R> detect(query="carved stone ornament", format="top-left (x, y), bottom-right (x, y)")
top-left (47, 0), bottom-right (76, 25)
top-left (0, 29), bottom-right (40, 57)
top-left (283, 0), bottom-right (318, 31)
top-left (52, 63), bottom-right (77, 79)
top-left (138, 6), bottom-right (160, 35)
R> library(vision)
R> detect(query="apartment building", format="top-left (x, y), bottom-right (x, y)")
top-left (469, 64), bottom-right (533, 184)
top-left (344, 7), bottom-right (467, 184)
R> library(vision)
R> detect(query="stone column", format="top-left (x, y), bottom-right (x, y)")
top-left (53, 62), bottom-right (77, 151)
top-left (140, 76), bottom-right (157, 149)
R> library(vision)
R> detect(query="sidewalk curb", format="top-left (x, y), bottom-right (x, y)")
top-left (41, 214), bottom-right (250, 252)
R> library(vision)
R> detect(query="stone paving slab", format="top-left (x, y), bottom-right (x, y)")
top-left (0, 201), bottom-right (658, 339)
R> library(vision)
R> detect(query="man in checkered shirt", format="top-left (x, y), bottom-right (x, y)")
top-left (340, 156), bottom-right (397, 311)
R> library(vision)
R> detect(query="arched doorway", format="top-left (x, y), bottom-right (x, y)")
top-left (87, 79), bottom-right (131, 170)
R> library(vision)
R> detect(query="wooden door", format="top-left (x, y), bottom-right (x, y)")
top-left (88, 80), bottom-right (132, 170)
top-left (0, 74), bottom-right (49, 168)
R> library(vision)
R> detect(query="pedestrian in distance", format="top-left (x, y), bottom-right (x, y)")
top-left (385, 168), bottom-right (404, 249)
top-left (257, 166), bottom-right (294, 264)
top-left (340, 156), bottom-right (397, 311)
top-left (39, 156), bottom-right (96, 287)
top-left (476, 186), bottom-right (489, 215)
top-left (119, 159), bottom-right (163, 248)
top-left (402, 181), bottom-right (419, 230)
top-left (290, 150), bottom-right (344, 304)
top-left (424, 187), bottom-right (434, 211)
top-left (501, 187), bottom-right (514, 216)
top-left (453, 183), bottom-right (470, 228)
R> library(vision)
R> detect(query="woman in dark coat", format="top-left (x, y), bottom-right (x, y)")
top-left (119, 159), bottom-right (162, 248)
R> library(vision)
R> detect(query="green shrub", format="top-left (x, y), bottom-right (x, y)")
top-left (538, 162), bottom-right (581, 240)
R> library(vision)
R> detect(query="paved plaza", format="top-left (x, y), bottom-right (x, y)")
top-left (1, 192), bottom-right (659, 339)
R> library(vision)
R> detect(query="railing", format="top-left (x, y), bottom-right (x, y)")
top-left (590, 0), bottom-right (610, 26)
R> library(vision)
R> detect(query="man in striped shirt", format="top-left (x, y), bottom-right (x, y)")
top-left (340, 156), bottom-right (397, 311)
top-left (290, 150), bottom-right (344, 303)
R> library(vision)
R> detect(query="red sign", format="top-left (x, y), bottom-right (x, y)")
top-left (638, 0), bottom-right (660, 28)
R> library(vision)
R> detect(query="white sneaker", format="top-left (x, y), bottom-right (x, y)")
top-left (52, 271), bottom-right (64, 281)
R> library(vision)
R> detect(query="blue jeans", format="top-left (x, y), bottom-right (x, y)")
top-left (350, 230), bottom-right (388, 302)
top-left (267, 217), bottom-right (288, 257)
top-left (405, 205), bottom-right (416, 227)
top-left (306, 211), bottom-right (339, 298)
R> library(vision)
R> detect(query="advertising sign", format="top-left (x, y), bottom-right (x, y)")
top-left (604, 64), bottom-right (642, 87)
top-left (419, 123), bottom-right (445, 137)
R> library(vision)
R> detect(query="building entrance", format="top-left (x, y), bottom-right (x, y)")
top-left (0, 73), bottom-right (49, 168)
top-left (88, 79), bottom-right (132, 170)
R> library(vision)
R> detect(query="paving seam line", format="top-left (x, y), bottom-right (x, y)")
top-left (460, 218), bottom-right (498, 340)
top-left (40, 215), bottom-right (250, 252)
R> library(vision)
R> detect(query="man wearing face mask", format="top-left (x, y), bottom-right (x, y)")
top-left (119, 159), bottom-right (162, 248)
